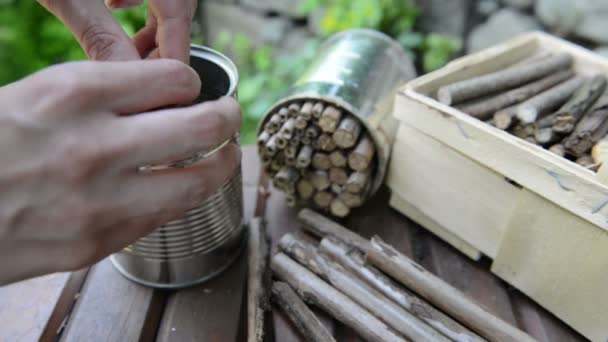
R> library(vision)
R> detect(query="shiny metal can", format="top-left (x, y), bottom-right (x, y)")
top-left (258, 29), bottom-right (416, 198)
top-left (111, 45), bottom-right (244, 289)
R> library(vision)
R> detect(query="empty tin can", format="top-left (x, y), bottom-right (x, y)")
top-left (111, 45), bottom-right (244, 289)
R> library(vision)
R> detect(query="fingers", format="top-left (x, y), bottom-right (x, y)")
top-left (132, 16), bottom-right (158, 58)
top-left (117, 96), bottom-right (242, 167)
top-left (23, 59), bottom-right (201, 115)
top-left (123, 143), bottom-right (241, 218)
top-left (105, 0), bottom-right (143, 9)
top-left (148, 0), bottom-right (197, 63)
top-left (38, 0), bottom-right (139, 61)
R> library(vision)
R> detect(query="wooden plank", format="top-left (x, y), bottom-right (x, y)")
top-left (510, 291), bottom-right (586, 342)
top-left (61, 259), bottom-right (164, 342)
top-left (388, 123), bottom-right (519, 258)
top-left (492, 189), bottom-right (608, 342)
top-left (0, 270), bottom-right (86, 342)
top-left (395, 32), bottom-right (608, 233)
top-left (157, 145), bottom-right (260, 342)
top-left (389, 190), bottom-right (482, 260)
top-left (156, 256), bottom-right (247, 342)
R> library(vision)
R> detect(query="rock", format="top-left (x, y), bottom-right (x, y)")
top-left (501, 0), bottom-right (534, 10)
top-left (467, 8), bottom-right (542, 52)
top-left (203, 2), bottom-right (292, 48)
top-left (240, 0), bottom-right (307, 18)
top-left (417, 0), bottom-right (471, 40)
top-left (595, 47), bottom-right (608, 59)
top-left (536, 0), bottom-right (608, 44)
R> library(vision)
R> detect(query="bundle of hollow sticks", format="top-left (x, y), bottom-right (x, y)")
top-left (247, 209), bottom-right (536, 342)
top-left (437, 52), bottom-right (608, 171)
top-left (257, 101), bottom-right (377, 217)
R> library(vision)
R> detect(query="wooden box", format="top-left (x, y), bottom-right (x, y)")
top-left (387, 31), bottom-right (608, 341)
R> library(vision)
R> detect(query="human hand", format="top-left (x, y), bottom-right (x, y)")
top-left (38, 0), bottom-right (197, 62)
top-left (0, 60), bottom-right (241, 284)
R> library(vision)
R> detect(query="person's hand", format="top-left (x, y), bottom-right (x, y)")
top-left (0, 60), bottom-right (241, 284)
top-left (38, 0), bottom-right (197, 62)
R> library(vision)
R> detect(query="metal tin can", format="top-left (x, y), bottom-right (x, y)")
top-left (258, 29), bottom-right (416, 199)
top-left (111, 45), bottom-right (244, 289)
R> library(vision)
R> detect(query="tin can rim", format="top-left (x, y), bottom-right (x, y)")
top-left (190, 44), bottom-right (239, 97)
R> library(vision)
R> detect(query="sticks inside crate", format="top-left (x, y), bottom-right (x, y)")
top-left (440, 51), bottom-right (608, 172)
top-left (258, 100), bottom-right (377, 216)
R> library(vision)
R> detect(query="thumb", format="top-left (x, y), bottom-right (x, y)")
top-left (39, 0), bottom-right (140, 61)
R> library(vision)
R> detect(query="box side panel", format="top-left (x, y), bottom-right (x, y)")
top-left (387, 123), bottom-right (521, 258)
top-left (395, 92), bottom-right (608, 233)
top-left (492, 189), bottom-right (608, 342)
top-left (388, 192), bottom-right (482, 260)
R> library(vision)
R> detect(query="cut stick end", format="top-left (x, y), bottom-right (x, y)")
top-left (516, 106), bottom-right (538, 124)
top-left (437, 88), bottom-right (453, 105)
top-left (493, 111), bottom-right (513, 130)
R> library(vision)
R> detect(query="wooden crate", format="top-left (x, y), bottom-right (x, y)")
top-left (387, 31), bottom-right (608, 342)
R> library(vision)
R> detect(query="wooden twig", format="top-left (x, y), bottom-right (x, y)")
top-left (280, 118), bottom-right (296, 139)
top-left (311, 171), bottom-right (331, 191)
top-left (339, 192), bottom-right (364, 208)
top-left (592, 136), bottom-right (608, 164)
top-left (295, 117), bottom-right (309, 130)
top-left (317, 134), bottom-right (337, 152)
top-left (257, 131), bottom-right (271, 150)
top-left (279, 235), bottom-right (446, 342)
top-left (534, 127), bottom-right (562, 146)
top-left (272, 253), bottom-right (407, 342)
top-left (276, 135), bottom-right (288, 149)
top-left (493, 106), bottom-right (518, 130)
top-left (265, 134), bottom-right (280, 157)
top-left (516, 76), bottom-right (585, 124)
top-left (333, 117), bottom-right (362, 148)
top-left (330, 198), bottom-right (350, 218)
top-left (298, 209), bottom-right (370, 252)
top-left (266, 114), bottom-right (283, 134)
top-left (275, 167), bottom-right (300, 189)
top-left (345, 171), bottom-right (370, 194)
top-left (548, 144), bottom-right (566, 157)
top-left (319, 106), bottom-right (343, 133)
top-left (320, 238), bottom-right (485, 342)
top-left (349, 136), bottom-right (375, 172)
top-left (300, 102), bottom-right (314, 121)
top-left (297, 179), bottom-right (315, 200)
top-left (437, 53), bottom-right (572, 105)
top-left (563, 90), bottom-right (608, 157)
top-left (458, 70), bottom-right (574, 120)
top-left (277, 107), bottom-right (290, 122)
top-left (285, 145), bottom-right (298, 159)
top-left (312, 102), bottom-right (325, 119)
top-left (312, 153), bottom-right (331, 171)
top-left (553, 75), bottom-right (607, 134)
top-left (510, 124), bottom-right (535, 139)
top-left (271, 282), bottom-right (336, 342)
top-left (329, 151), bottom-right (347, 168)
top-left (313, 192), bottom-right (334, 209)
top-left (306, 126), bottom-right (321, 140)
top-left (367, 237), bottom-right (536, 342)
top-left (576, 155), bottom-right (599, 170)
top-left (329, 168), bottom-right (348, 186)
top-left (297, 145), bottom-right (314, 169)
top-left (288, 103), bottom-right (302, 118)
top-left (247, 218), bottom-right (271, 342)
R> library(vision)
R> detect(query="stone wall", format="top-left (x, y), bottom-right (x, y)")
top-left (194, 0), bottom-right (315, 58)
top-left (194, 0), bottom-right (608, 62)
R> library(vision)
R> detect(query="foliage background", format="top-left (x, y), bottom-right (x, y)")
top-left (0, 0), bottom-right (459, 144)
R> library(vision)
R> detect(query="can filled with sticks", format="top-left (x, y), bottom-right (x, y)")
top-left (257, 29), bottom-right (416, 217)
top-left (111, 45), bottom-right (244, 289)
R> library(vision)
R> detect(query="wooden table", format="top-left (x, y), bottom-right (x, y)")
top-left (0, 146), bottom-right (586, 342)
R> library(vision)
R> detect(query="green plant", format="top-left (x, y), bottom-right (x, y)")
top-left (0, 1), bottom-right (146, 86)
top-left (300, 0), bottom-right (460, 73)
top-left (213, 31), bottom-right (321, 144)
